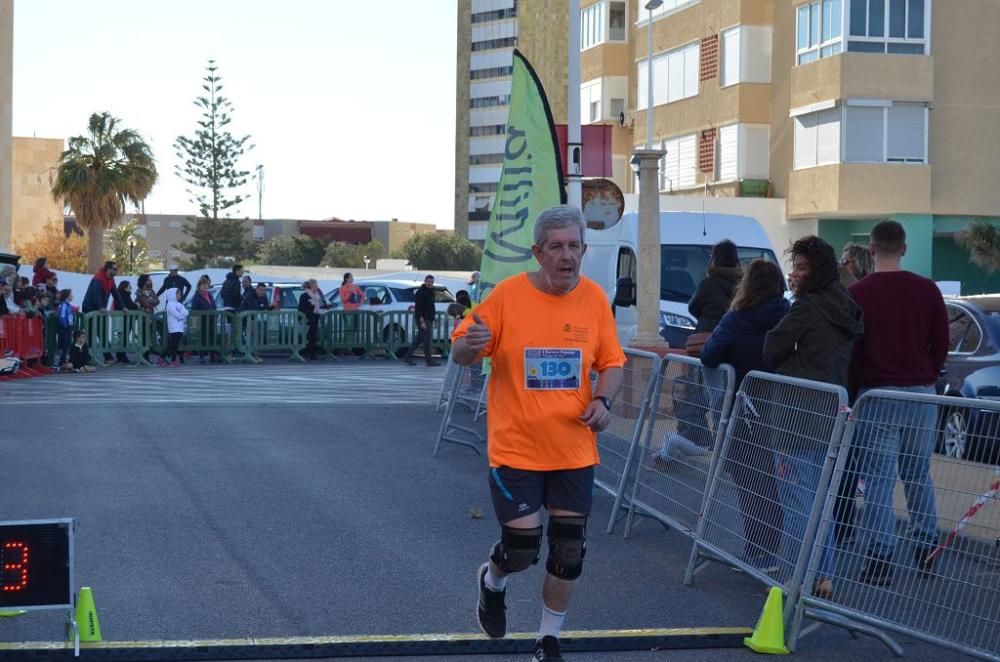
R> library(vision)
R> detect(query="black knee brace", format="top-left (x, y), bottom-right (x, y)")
top-left (546, 516), bottom-right (587, 580)
top-left (490, 525), bottom-right (542, 573)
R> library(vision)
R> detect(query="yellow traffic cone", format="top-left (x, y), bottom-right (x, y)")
top-left (744, 586), bottom-right (790, 654)
top-left (75, 587), bottom-right (102, 642)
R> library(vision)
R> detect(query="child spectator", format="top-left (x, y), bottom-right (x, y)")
top-left (57, 289), bottom-right (74, 368)
top-left (32, 257), bottom-right (56, 287)
top-left (135, 274), bottom-right (159, 312)
top-left (164, 288), bottom-right (189, 366)
top-left (67, 329), bottom-right (96, 373)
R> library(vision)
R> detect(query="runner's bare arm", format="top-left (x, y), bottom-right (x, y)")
top-left (452, 312), bottom-right (491, 366)
top-left (580, 366), bottom-right (624, 431)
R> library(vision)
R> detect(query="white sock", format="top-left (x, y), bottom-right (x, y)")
top-left (538, 605), bottom-right (566, 640)
top-left (484, 566), bottom-right (507, 592)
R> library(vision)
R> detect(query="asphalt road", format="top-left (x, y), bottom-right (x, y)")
top-left (0, 361), bottom-right (963, 660)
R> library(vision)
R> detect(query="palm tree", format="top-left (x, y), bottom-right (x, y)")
top-left (956, 218), bottom-right (1000, 274)
top-left (51, 112), bottom-right (157, 272)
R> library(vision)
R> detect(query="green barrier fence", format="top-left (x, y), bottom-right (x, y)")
top-left (45, 312), bottom-right (83, 366)
top-left (319, 310), bottom-right (380, 359)
top-left (153, 310), bottom-right (237, 364)
top-left (82, 311), bottom-right (154, 366)
top-left (234, 310), bottom-right (306, 363)
top-left (378, 310), bottom-right (454, 360)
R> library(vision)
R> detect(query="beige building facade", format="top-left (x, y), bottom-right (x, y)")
top-left (607, 0), bottom-right (998, 291)
top-left (0, 0), bottom-right (12, 251)
top-left (12, 137), bottom-right (64, 245)
top-left (454, 0), bottom-right (568, 243)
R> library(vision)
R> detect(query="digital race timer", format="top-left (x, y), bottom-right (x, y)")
top-left (0, 519), bottom-right (73, 610)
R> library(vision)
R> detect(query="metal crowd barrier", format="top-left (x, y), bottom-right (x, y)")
top-left (234, 310), bottom-right (306, 362)
top-left (684, 372), bottom-right (850, 622)
top-left (379, 310), bottom-right (453, 360)
top-left (622, 354), bottom-right (736, 538)
top-left (0, 314), bottom-right (46, 362)
top-left (794, 389), bottom-right (1000, 660)
top-left (320, 310), bottom-right (380, 359)
top-left (82, 310), bottom-right (154, 366)
top-left (433, 360), bottom-right (485, 456)
top-left (155, 310), bottom-right (236, 363)
top-left (593, 348), bottom-right (661, 534)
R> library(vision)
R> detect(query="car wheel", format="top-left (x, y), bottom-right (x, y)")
top-left (941, 408), bottom-right (968, 460)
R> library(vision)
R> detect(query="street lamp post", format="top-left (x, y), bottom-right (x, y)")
top-left (630, 0), bottom-right (667, 350)
top-left (127, 236), bottom-right (136, 274)
top-left (255, 164), bottom-right (264, 221)
top-left (363, 255), bottom-right (371, 270)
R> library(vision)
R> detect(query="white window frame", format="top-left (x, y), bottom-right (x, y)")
top-left (659, 133), bottom-right (697, 191)
top-left (582, 1), bottom-right (627, 52)
top-left (635, 0), bottom-right (700, 26)
top-left (721, 25), bottom-right (773, 86)
top-left (717, 123), bottom-right (771, 181)
top-left (846, 0), bottom-right (930, 55)
top-left (796, 0), bottom-right (844, 65)
top-left (792, 103), bottom-right (842, 170)
top-left (636, 41), bottom-right (700, 109)
top-left (843, 99), bottom-right (928, 164)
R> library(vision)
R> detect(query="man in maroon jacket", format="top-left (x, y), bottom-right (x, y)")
top-left (849, 220), bottom-right (949, 587)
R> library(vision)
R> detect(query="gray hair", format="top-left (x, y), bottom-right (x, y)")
top-left (533, 205), bottom-right (586, 247)
top-left (0, 264), bottom-right (15, 276)
top-left (841, 242), bottom-right (874, 280)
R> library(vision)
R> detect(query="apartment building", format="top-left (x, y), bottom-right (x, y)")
top-left (454, 0), bottom-right (568, 244)
top-left (590, 0), bottom-right (997, 291)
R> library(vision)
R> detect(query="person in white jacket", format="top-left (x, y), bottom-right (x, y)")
top-left (164, 288), bottom-right (189, 366)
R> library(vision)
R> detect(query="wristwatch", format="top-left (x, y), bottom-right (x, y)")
top-left (593, 396), bottom-right (612, 411)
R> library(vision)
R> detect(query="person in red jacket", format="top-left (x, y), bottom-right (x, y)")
top-left (31, 257), bottom-right (56, 287)
top-left (849, 220), bottom-right (949, 587)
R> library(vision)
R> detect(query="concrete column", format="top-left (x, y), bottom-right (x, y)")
top-left (0, 0), bottom-right (12, 250)
top-left (630, 149), bottom-right (667, 350)
top-left (894, 213), bottom-right (934, 278)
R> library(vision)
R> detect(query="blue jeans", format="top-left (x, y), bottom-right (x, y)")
top-left (775, 445), bottom-right (835, 580)
top-left (856, 385), bottom-right (938, 558)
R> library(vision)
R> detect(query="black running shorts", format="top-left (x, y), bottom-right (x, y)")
top-left (488, 466), bottom-right (595, 524)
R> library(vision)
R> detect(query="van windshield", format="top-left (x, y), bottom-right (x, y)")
top-left (660, 245), bottom-right (780, 303)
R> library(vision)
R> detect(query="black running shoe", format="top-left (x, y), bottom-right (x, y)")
top-left (476, 563), bottom-right (507, 638)
top-left (859, 556), bottom-right (893, 586)
top-left (532, 636), bottom-right (564, 661)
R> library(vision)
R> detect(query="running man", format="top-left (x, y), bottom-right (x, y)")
top-left (451, 206), bottom-right (626, 662)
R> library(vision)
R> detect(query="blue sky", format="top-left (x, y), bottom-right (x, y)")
top-left (13, 0), bottom-right (458, 227)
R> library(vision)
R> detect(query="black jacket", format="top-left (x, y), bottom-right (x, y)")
top-left (191, 290), bottom-right (217, 311)
top-left (69, 342), bottom-right (92, 368)
top-left (298, 292), bottom-right (318, 322)
top-left (221, 272), bottom-right (242, 309)
top-left (239, 288), bottom-right (268, 312)
top-left (763, 282), bottom-right (864, 389)
top-left (688, 267), bottom-right (743, 333)
top-left (413, 285), bottom-right (436, 321)
top-left (701, 296), bottom-right (790, 384)
top-left (157, 274), bottom-right (192, 301)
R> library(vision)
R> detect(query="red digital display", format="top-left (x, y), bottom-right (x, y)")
top-left (1, 542), bottom-right (29, 592)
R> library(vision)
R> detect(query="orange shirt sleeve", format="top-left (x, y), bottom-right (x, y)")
top-left (593, 294), bottom-right (626, 371)
top-left (451, 289), bottom-right (500, 358)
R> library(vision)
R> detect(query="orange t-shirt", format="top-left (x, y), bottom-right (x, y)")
top-left (451, 272), bottom-right (626, 471)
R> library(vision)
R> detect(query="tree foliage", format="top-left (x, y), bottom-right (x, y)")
top-left (394, 233), bottom-right (482, 270)
top-left (50, 112), bottom-right (157, 272)
top-left (14, 222), bottom-right (89, 273)
top-left (319, 240), bottom-right (386, 269)
top-left (173, 59), bottom-right (255, 267)
top-left (256, 234), bottom-right (330, 266)
top-left (106, 218), bottom-right (151, 274)
top-left (955, 218), bottom-right (1000, 274)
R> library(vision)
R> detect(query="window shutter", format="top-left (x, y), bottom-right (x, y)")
top-left (718, 124), bottom-right (738, 180)
top-left (816, 106), bottom-right (841, 165)
top-left (794, 113), bottom-right (818, 169)
top-left (667, 50), bottom-right (685, 102)
top-left (653, 54), bottom-right (670, 106)
top-left (887, 103), bottom-right (925, 161)
top-left (678, 134), bottom-right (697, 187)
top-left (742, 125), bottom-right (771, 179)
top-left (721, 28), bottom-right (740, 86)
top-left (637, 60), bottom-right (648, 110)
top-left (683, 44), bottom-right (700, 98)
top-left (845, 106), bottom-right (883, 162)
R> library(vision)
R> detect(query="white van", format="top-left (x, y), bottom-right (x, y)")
top-left (582, 211), bottom-right (782, 346)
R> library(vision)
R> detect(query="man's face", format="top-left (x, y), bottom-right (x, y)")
top-left (107, 264), bottom-right (118, 276)
top-left (256, 286), bottom-right (266, 298)
top-left (242, 277), bottom-right (252, 287)
top-left (424, 277), bottom-right (434, 289)
top-left (789, 254), bottom-right (812, 296)
top-left (47, 276), bottom-right (57, 287)
top-left (236, 267), bottom-right (244, 278)
top-left (532, 226), bottom-right (586, 289)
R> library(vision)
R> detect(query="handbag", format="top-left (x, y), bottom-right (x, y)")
top-left (685, 331), bottom-right (712, 357)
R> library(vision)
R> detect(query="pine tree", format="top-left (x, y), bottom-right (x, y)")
top-left (173, 59), bottom-right (255, 268)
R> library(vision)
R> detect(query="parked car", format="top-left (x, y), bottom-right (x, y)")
top-left (935, 296), bottom-right (1000, 463)
top-left (324, 279), bottom-right (456, 355)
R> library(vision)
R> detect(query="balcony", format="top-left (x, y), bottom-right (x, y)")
top-left (791, 52), bottom-right (933, 109)
top-left (787, 163), bottom-right (931, 219)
